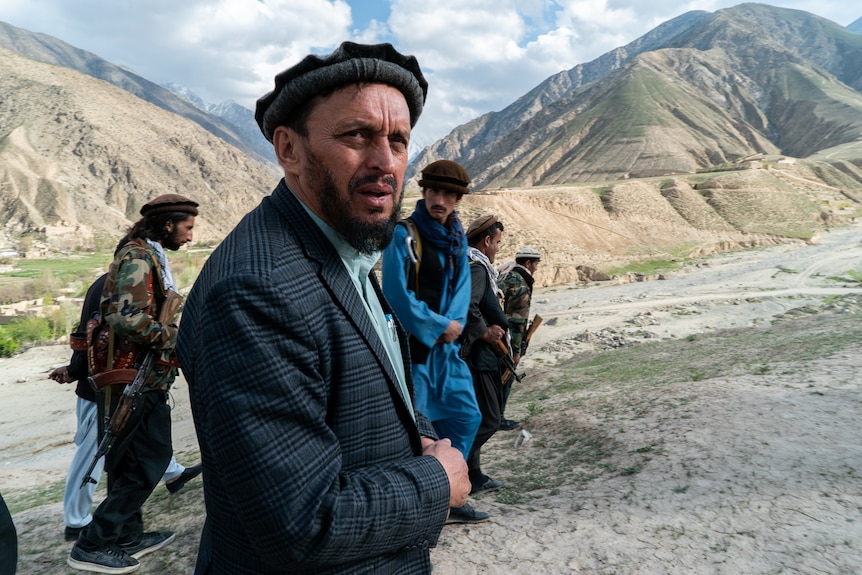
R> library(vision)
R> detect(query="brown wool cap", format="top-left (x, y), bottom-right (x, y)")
top-left (255, 41), bottom-right (428, 143)
top-left (466, 214), bottom-right (498, 241)
top-left (418, 159), bottom-right (471, 196)
top-left (140, 194), bottom-right (199, 218)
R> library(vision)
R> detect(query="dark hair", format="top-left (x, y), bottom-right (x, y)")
top-left (467, 221), bottom-right (504, 247)
top-left (127, 212), bottom-right (193, 243)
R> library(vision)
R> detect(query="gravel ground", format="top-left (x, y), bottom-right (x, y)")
top-left (1, 222), bottom-right (861, 574)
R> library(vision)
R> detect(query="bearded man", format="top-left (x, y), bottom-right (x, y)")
top-left (68, 194), bottom-right (197, 573)
top-left (177, 42), bottom-right (470, 574)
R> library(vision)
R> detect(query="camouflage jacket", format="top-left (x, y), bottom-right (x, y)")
top-left (497, 264), bottom-right (534, 356)
top-left (100, 239), bottom-right (179, 391)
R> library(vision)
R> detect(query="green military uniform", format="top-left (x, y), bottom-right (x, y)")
top-left (496, 247), bottom-right (540, 430)
top-left (498, 264), bottom-right (535, 359)
top-left (100, 239), bottom-right (178, 391)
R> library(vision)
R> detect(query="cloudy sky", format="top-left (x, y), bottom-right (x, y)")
top-left (0, 0), bottom-right (857, 149)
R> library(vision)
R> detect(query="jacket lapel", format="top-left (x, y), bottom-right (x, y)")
top-left (270, 181), bottom-right (416, 421)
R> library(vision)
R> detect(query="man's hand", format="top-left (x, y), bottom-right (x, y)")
top-left (481, 324), bottom-right (505, 344)
top-left (513, 354), bottom-right (521, 367)
top-left (49, 366), bottom-right (72, 384)
top-left (423, 438), bottom-right (470, 508)
top-left (437, 320), bottom-right (463, 344)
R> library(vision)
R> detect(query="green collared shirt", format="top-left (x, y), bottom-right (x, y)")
top-left (298, 197), bottom-right (414, 421)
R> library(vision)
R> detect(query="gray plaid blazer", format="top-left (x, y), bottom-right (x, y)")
top-left (177, 180), bottom-right (450, 574)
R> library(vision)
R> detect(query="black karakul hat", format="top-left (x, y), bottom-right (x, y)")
top-left (255, 41), bottom-right (428, 142)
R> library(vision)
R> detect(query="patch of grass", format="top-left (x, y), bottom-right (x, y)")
top-left (826, 270), bottom-right (862, 284)
top-left (548, 308), bottom-right (862, 395)
top-left (0, 252), bottom-right (108, 282)
top-left (501, 461), bottom-right (561, 493)
top-left (494, 490), bottom-right (524, 505)
top-left (773, 266), bottom-right (799, 277)
top-left (5, 479), bottom-right (68, 514)
top-left (606, 258), bottom-right (687, 277)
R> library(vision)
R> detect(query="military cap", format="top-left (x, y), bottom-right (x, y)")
top-left (418, 159), bottom-right (471, 195)
top-left (255, 41), bottom-right (428, 142)
top-left (466, 214), bottom-right (499, 242)
top-left (140, 194), bottom-right (199, 217)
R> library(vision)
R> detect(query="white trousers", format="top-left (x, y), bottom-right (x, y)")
top-left (63, 396), bottom-right (184, 528)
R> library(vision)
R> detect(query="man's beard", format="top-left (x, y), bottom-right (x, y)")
top-left (308, 151), bottom-right (402, 255)
top-left (162, 227), bottom-right (182, 251)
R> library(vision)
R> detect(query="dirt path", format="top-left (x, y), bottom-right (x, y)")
top-left (1, 223), bottom-right (861, 574)
top-left (526, 225), bottom-right (862, 360)
top-left (433, 354), bottom-right (862, 574)
top-left (428, 223), bottom-right (862, 574)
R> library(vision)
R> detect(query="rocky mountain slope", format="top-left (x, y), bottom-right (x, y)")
top-left (453, 160), bottom-right (859, 287)
top-left (0, 46), bottom-right (279, 252)
top-left (409, 3), bottom-right (862, 188)
top-left (0, 21), bottom-right (274, 166)
top-left (0, 4), bottom-right (860, 281)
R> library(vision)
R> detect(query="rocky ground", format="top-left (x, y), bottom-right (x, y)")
top-left (1, 223), bottom-right (861, 574)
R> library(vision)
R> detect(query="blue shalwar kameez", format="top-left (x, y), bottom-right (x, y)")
top-left (382, 208), bottom-right (480, 458)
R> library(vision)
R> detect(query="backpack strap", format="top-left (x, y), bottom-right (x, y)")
top-left (399, 218), bottom-right (422, 294)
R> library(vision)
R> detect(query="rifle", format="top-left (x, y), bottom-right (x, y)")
top-left (495, 340), bottom-right (524, 386)
top-left (80, 284), bottom-right (182, 488)
top-left (80, 350), bottom-right (155, 489)
top-left (520, 314), bottom-right (543, 356)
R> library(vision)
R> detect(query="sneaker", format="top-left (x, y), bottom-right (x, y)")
top-left (499, 419), bottom-right (520, 431)
top-left (65, 525), bottom-right (84, 541)
top-left (446, 503), bottom-right (490, 524)
top-left (67, 543), bottom-right (140, 574)
top-left (470, 476), bottom-right (505, 495)
top-left (119, 531), bottom-right (176, 559)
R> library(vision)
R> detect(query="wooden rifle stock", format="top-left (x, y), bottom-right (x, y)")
top-left (520, 314), bottom-right (543, 355)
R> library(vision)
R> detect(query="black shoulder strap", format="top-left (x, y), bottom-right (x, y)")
top-left (399, 218), bottom-right (422, 293)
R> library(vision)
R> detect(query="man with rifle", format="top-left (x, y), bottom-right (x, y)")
top-left (497, 247), bottom-right (543, 430)
top-left (50, 271), bottom-right (201, 544)
top-left (67, 194), bottom-right (198, 574)
top-left (461, 215), bottom-right (509, 498)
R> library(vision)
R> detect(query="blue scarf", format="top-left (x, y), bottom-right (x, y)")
top-left (410, 199), bottom-right (466, 258)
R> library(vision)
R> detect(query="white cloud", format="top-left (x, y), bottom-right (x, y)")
top-left (156, 0), bottom-right (356, 108)
top-left (0, 0), bottom-right (856, 148)
top-left (390, 0), bottom-right (528, 68)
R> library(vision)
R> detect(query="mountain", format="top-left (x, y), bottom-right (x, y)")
top-left (409, 3), bottom-right (862, 188)
top-left (1, 6), bottom-right (860, 278)
top-left (0, 46), bottom-right (280, 253)
top-left (849, 17), bottom-right (862, 34)
top-left (162, 82), bottom-right (276, 164)
top-left (0, 21), bottom-right (275, 166)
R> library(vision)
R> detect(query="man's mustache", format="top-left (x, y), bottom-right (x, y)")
top-left (349, 175), bottom-right (398, 195)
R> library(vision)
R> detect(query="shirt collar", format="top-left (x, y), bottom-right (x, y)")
top-left (293, 188), bottom-right (381, 276)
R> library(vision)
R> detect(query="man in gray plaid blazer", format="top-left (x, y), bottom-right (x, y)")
top-left (177, 42), bottom-right (471, 574)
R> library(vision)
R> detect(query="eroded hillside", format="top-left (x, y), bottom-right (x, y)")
top-left (0, 46), bottom-right (279, 254)
top-left (449, 160), bottom-right (860, 287)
